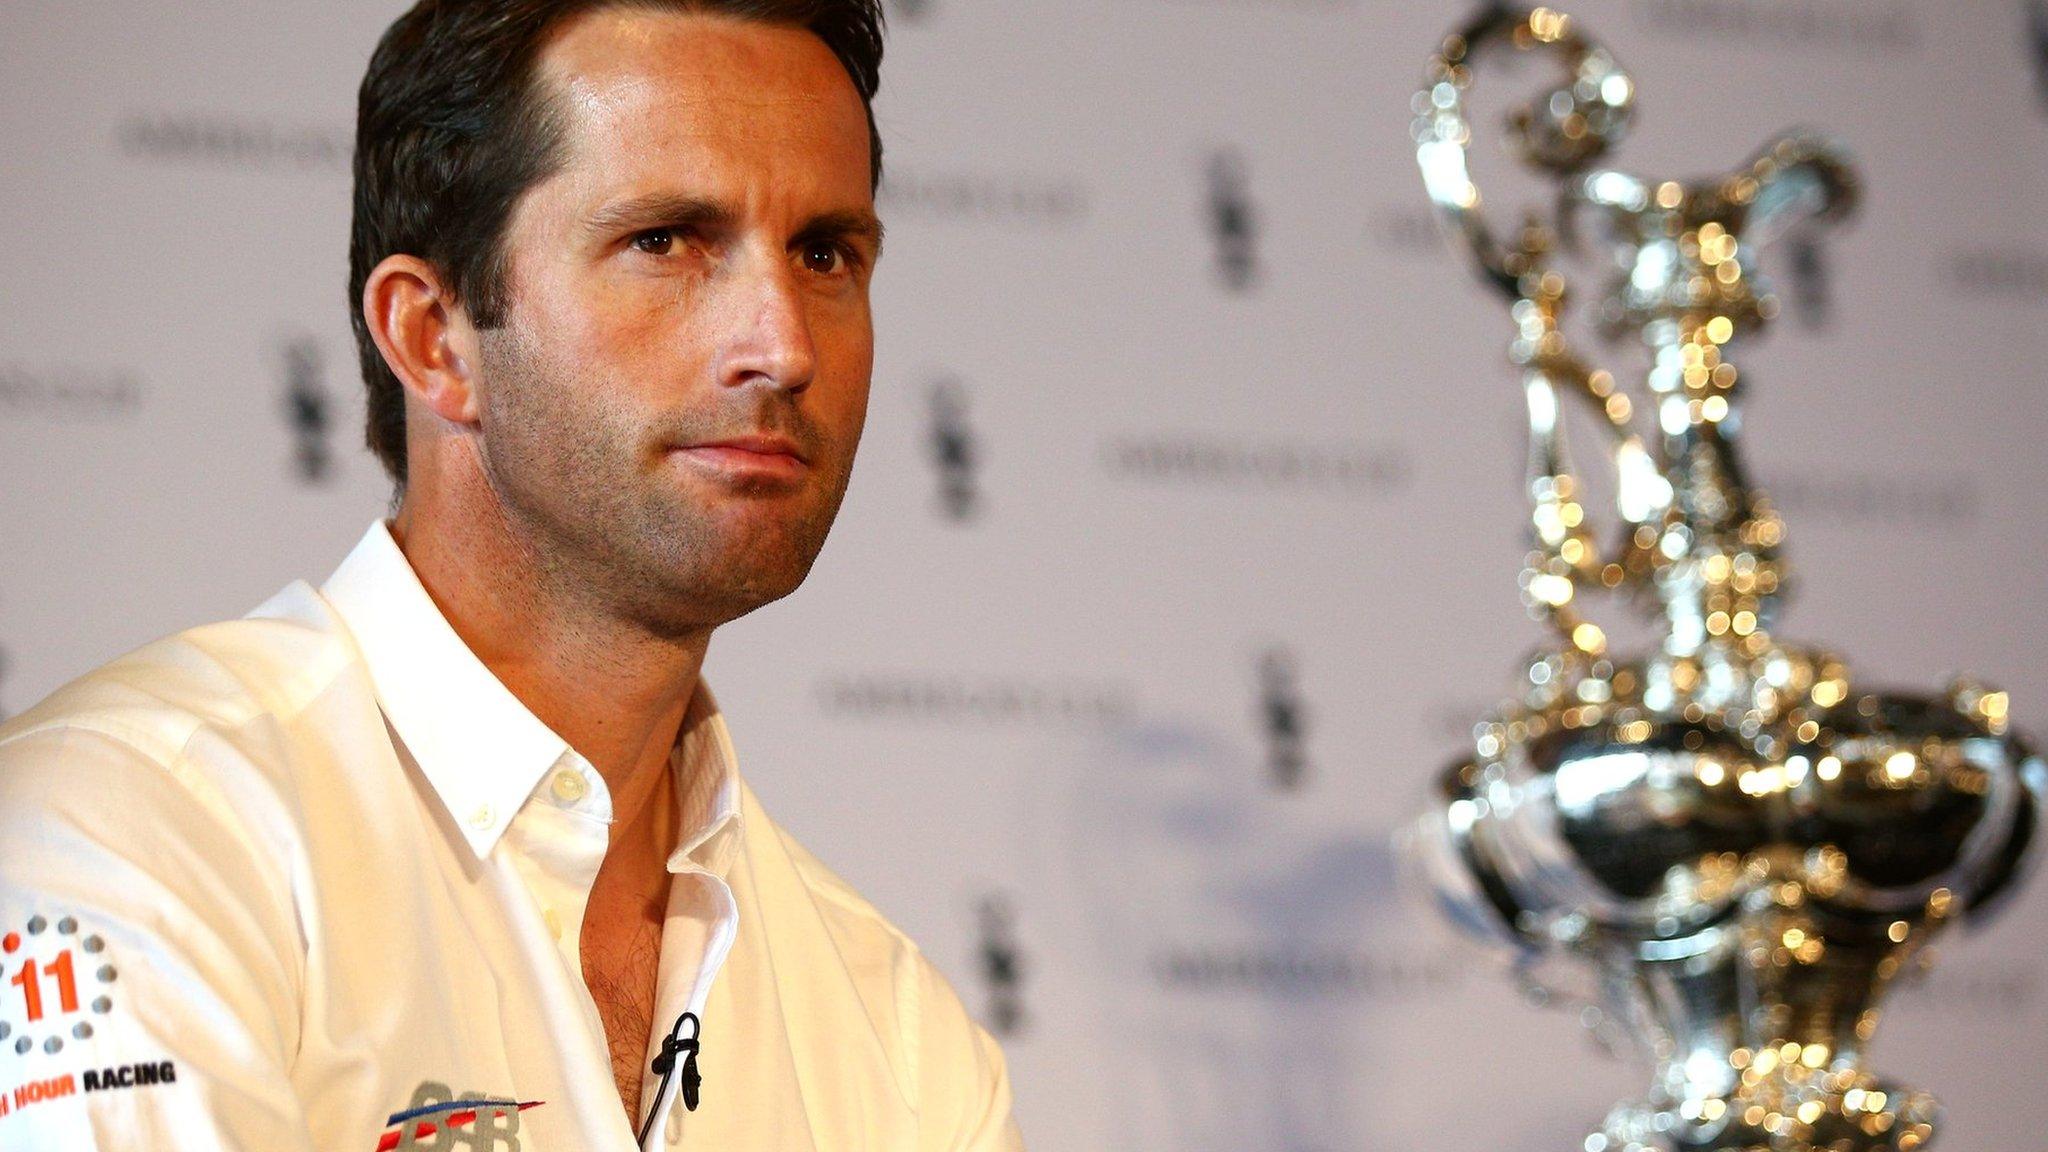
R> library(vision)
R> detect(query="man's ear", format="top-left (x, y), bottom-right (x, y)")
top-left (361, 255), bottom-right (483, 425)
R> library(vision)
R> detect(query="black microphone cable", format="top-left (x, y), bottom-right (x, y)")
top-left (634, 1011), bottom-right (703, 1148)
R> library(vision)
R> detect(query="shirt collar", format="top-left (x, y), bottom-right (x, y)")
top-left (321, 520), bottom-right (570, 859)
top-left (670, 683), bottom-right (745, 878)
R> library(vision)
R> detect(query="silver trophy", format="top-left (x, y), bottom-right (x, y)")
top-left (1409, 7), bottom-right (2045, 1150)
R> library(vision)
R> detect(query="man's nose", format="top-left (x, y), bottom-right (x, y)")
top-left (715, 262), bottom-right (817, 394)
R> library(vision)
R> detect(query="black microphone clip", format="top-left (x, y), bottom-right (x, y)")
top-left (636, 1011), bottom-right (704, 1147)
top-left (651, 1011), bottom-right (703, 1111)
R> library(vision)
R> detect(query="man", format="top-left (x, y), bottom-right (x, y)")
top-left (0, 1), bottom-right (1023, 1148)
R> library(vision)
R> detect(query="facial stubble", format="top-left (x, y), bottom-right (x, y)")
top-left (473, 318), bottom-right (858, 642)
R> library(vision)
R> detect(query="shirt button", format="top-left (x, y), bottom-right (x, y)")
top-left (468, 803), bottom-right (495, 829)
top-left (551, 769), bottom-right (589, 804)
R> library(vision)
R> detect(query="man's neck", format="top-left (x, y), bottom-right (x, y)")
top-left (389, 485), bottom-right (709, 827)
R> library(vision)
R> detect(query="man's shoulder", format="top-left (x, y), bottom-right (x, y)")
top-left (0, 580), bottom-right (360, 772)
top-left (743, 781), bottom-right (915, 945)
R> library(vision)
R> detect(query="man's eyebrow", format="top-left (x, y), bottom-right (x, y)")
top-left (796, 209), bottom-right (886, 255)
top-left (584, 193), bottom-right (738, 236)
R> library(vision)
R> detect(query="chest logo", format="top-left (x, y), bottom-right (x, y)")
top-left (376, 1080), bottom-right (543, 1151)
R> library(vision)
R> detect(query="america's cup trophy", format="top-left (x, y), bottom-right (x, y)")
top-left (1409, 7), bottom-right (2045, 1151)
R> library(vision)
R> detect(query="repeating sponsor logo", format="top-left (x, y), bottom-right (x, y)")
top-left (2030, 0), bottom-right (2048, 109)
top-left (1255, 647), bottom-right (1308, 791)
top-left (876, 167), bottom-right (1088, 225)
top-left (282, 337), bottom-right (335, 485)
top-left (928, 377), bottom-right (977, 522)
top-left (886, 0), bottom-right (936, 22)
top-left (1204, 149), bottom-right (1258, 292)
top-left (976, 894), bottom-right (1026, 1036)
top-left (1161, 0), bottom-right (1354, 10)
top-left (379, 1081), bottom-right (542, 1152)
top-left (1102, 433), bottom-right (1411, 496)
top-left (816, 672), bottom-right (1135, 727)
top-left (0, 363), bottom-right (142, 422)
top-left (1946, 246), bottom-right (2048, 300)
top-left (1630, 0), bottom-right (1920, 50)
top-left (1148, 943), bottom-right (1466, 998)
top-left (1757, 468), bottom-right (1981, 531)
top-left (115, 114), bottom-right (351, 170)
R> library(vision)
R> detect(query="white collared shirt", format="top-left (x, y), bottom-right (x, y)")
top-left (0, 522), bottom-right (1022, 1151)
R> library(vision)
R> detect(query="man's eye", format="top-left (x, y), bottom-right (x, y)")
top-left (801, 242), bottom-right (846, 275)
top-left (632, 229), bottom-right (676, 256)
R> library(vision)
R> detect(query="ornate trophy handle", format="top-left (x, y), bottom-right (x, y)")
top-left (1416, 6), bottom-right (1652, 659)
top-left (1414, 5), bottom-right (1633, 297)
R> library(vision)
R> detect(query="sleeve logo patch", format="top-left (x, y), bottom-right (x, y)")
top-left (377, 1080), bottom-right (544, 1151)
top-left (1, 913), bottom-right (118, 1058)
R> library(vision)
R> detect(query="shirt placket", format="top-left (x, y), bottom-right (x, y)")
top-left (640, 865), bottom-right (740, 1149)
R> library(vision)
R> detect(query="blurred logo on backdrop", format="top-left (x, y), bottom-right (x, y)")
top-left (116, 114), bottom-right (350, 171)
top-left (1102, 434), bottom-right (1410, 497)
top-left (1255, 647), bottom-right (1308, 791)
top-left (816, 672), bottom-right (1134, 727)
top-left (2028, 0), bottom-right (2048, 106)
top-left (1204, 149), bottom-right (1258, 293)
top-left (1758, 468), bottom-right (1982, 532)
top-left (886, 0), bottom-right (936, 22)
top-left (928, 377), bottom-right (978, 522)
top-left (976, 894), bottom-right (1026, 1036)
top-left (1630, 0), bottom-right (1919, 49)
top-left (0, 364), bottom-right (142, 422)
top-left (281, 337), bottom-right (334, 486)
top-left (877, 167), bottom-right (1088, 226)
top-left (0, 645), bottom-right (11, 722)
top-left (1947, 245), bottom-right (2048, 301)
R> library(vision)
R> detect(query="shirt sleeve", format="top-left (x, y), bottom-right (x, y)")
top-left (0, 724), bottom-right (314, 1150)
top-left (911, 950), bottom-right (1024, 1152)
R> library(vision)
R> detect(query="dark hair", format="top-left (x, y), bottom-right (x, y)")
top-left (348, 0), bottom-right (885, 484)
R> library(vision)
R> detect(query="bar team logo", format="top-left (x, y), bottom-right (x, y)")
top-left (379, 1081), bottom-right (543, 1151)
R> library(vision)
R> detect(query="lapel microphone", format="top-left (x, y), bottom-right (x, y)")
top-left (635, 1011), bottom-right (703, 1147)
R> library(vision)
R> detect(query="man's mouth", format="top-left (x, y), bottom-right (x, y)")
top-left (670, 434), bottom-right (811, 483)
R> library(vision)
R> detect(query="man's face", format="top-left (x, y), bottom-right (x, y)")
top-left (473, 9), bottom-right (880, 635)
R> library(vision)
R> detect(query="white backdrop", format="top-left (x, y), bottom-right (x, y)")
top-left (3, 0), bottom-right (2046, 1148)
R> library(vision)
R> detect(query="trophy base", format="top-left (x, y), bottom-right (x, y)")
top-left (1590, 1077), bottom-right (1940, 1152)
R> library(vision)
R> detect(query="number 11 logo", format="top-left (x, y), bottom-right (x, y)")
top-left (10, 950), bottom-right (80, 1021)
top-left (2, 915), bottom-right (119, 1057)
